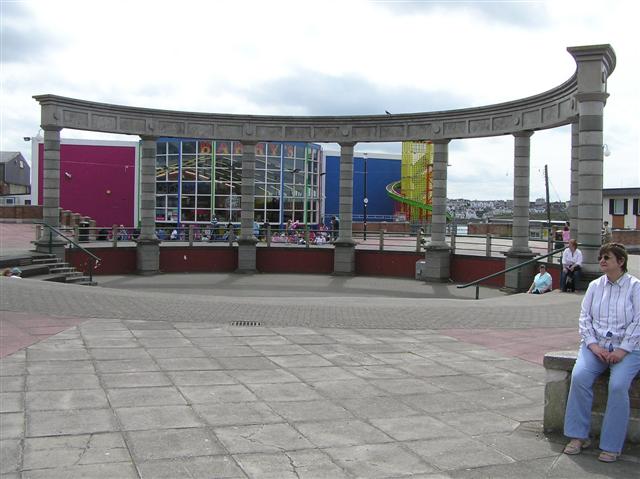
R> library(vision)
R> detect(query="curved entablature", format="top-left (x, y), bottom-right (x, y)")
top-left (33, 44), bottom-right (615, 143)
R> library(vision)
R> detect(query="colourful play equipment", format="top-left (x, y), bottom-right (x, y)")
top-left (386, 141), bottom-right (435, 222)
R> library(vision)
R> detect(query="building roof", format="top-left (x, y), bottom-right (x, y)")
top-left (0, 152), bottom-right (25, 164)
top-left (603, 187), bottom-right (640, 197)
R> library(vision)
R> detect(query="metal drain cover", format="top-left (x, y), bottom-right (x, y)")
top-left (230, 321), bottom-right (262, 327)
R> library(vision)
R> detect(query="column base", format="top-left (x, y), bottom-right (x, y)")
top-left (502, 251), bottom-right (536, 293)
top-left (34, 239), bottom-right (66, 261)
top-left (237, 238), bottom-right (257, 273)
top-left (417, 245), bottom-right (450, 282)
top-left (135, 239), bottom-right (161, 275)
top-left (333, 241), bottom-right (356, 275)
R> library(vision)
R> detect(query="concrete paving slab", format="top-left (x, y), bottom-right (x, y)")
top-left (324, 443), bottom-right (437, 477)
top-left (125, 428), bottom-right (225, 461)
top-left (114, 405), bottom-right (203, 431)
top-left (135, 455), bottom-right (244, 479)
top-left (26, 409), bottom-right (118, 437)
top-left (25, 389), bottom-right (109, 411)
top-left (22, 433), bottom-right (129, 470)
top-left (234, 449), bottom-right (350, 479)
top-left (214, 423), bottom-right (314, 454)
top-left (20, 463), bottom-right (139, 479)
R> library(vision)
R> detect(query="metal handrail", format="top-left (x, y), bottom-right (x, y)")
top-left (457, 247), bottom-right (567, 299)
top-left (36, 222), bottom-right (100, 282)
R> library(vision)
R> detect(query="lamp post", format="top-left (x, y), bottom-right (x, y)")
top-left (363, 153), bottom-right (368, 240)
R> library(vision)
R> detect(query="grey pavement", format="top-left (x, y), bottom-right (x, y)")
top-left (1, 274), bottom-right (639, 478)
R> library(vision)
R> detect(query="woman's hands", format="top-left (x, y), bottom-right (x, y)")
top-left (588, 344), bottom-right (628, 364)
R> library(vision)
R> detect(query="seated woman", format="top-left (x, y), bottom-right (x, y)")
top-left (561, 239), bottom-right (583, 292)
top-left (563, 242), bottom-right (640, 462)
top-left (527, 264), bottom-right (552, 294)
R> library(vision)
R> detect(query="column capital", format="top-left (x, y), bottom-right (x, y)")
top-left (139, 135), bottom-right (158, 142)
top-left (240, 140), bottom-right (258, 146)
top-left (513, 130), bottom-right (534, 138)
top-left (42, 126), bottom-right (62, 133)
top-left (431, 139), bottom-right (451, 145)
top-left (338, 142), bottom-right (357, 148)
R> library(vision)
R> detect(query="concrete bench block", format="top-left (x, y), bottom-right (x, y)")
top-left (544, 350), bottom-right (640, 443)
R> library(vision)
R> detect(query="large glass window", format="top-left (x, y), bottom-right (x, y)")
top-left (153, 139), bottom-right (322, 227)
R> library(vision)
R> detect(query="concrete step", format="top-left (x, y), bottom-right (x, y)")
top-left (32, 257), bottom-right (61, 265)
top-left (49, 266), bottom-right (74, 273)
top-left (39, 273), bottom-right (70, 283)
top-left (66, 275), bottom-right (97, 286)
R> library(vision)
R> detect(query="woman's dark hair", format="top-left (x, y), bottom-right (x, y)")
top-left (599, 242), bottom-right (628, 272)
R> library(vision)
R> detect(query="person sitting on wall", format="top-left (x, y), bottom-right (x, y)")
top-left (528, 264), bottom-right (553, 294)
top-left (602, 221), bottom-right (613, 244)
top-left (562, 239), bottom-right (583, 292)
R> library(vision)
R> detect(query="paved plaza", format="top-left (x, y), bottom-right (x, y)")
top-left (2, 271), bottom-right (639, 479)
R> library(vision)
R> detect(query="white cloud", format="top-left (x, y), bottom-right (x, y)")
top-left (1, 0), bottom-right (637, 199)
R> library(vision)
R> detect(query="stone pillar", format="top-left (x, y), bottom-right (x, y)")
top-left (237, 141), bottom-right (258, 273)
top-left (333, 142), bottom-right (356, 275)
top-left (569, 121), bottom-right (579, 240)
top-left (419, 140), bottom-right (451, 282)
top-left (568, 44), bottom-right (615, 277)
top-left (576, 95), bottom-right (607, 276)
top-left (136, 136), bottom-right (160, 275)
top-left (35, 127), bottom-right (65, 259)
top-left (504, 131), bottom-right (535, 292)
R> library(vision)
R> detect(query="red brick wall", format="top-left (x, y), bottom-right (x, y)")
top-left (257, 248), bottom-right (334, 274)
top-left (160, 247), bottom-right (237, 273)
top-left (67, 248), bottom-right (137, 275)
top-left (355, 250), bottom-right (422, 278)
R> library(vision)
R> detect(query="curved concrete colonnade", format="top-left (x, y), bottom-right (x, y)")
top-left (34, 44), bottom-right (615, 290)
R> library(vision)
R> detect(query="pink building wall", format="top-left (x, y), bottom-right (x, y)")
top-left (38, 143), bottom-right (137, 227)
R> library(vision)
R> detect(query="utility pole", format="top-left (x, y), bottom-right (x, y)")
top-left (363, 153), bottom-right (368, 240)
top-left (544, 164), bottom-right (552, 249)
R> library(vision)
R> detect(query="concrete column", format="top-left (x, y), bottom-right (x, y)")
top-left (427, 140), bottom-right (449, 248)
top-left (568, 45), bottom-right (614, 277)
top-left (504, 131), bottom-right (535, 292)
top-left (136, 136), bottom-right (160, 275)
top-left (237, 141), bottom-right (258, 273)
top-left (418, 140), bottom-right (451, 282)
top-left (576, 94), bottom-right (607, 276)
top-left (35, 127), bottom-right (65, 259)
top-left (333, 142), bottom-right (356, 275)
top-left (569, 121), bottom-right (579, 240)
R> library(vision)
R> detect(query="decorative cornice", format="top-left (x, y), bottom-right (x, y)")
top-left (33, 45), bottom-right (615, 143)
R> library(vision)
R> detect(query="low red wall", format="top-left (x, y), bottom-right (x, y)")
top-left (66, 247), bottom-right (559, 291)
top-left (160, 247), bottom-right (237, 273)
top-left (67, 248), bottom-right (137, 275)
top-left (257, 248), bottom-right (333, 274)
top-left (450, 255), bottom-right (506, 287)
top-left (356, 250), bottom-right (422, 278)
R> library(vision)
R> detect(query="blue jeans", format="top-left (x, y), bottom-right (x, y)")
top-left (561, 267), bottom-right (581, 291)
top-left (564, 343), bottom-right (640, 453)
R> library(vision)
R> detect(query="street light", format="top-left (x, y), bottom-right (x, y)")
top-left (363, 153), bottom-right (368, 240)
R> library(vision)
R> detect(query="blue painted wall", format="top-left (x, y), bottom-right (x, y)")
top-left (324, 155), bottom-right (401, 223)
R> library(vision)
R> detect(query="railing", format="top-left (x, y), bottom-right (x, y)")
top-left (35, 222), bottom-right (101, 283)
top-left (456, 247), bottom-right (568, 299)
top-left (50, 224), bottom-right (561, 260)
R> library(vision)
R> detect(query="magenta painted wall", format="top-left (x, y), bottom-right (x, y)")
top-left (38, 143), bottom-right (136, 227)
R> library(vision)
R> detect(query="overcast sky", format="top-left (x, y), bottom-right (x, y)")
top-left (1, 0), bottom-right (638, 201)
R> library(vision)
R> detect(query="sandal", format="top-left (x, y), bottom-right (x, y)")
top-left (563, 438), bottom-right (591, 455)
top-left (598, 451), bottom-right (619, 463)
